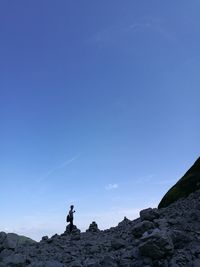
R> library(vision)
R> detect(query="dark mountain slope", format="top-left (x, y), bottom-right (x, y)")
top-left (158, 157), bottom-right (200, 209)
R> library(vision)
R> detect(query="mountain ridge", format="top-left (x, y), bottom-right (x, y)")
top-left (158, 157), bottom-right (200, 208)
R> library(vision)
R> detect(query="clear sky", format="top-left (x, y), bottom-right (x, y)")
top-left (0, 1), bottom-right (200, 241)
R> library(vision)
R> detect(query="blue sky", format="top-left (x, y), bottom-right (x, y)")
top-left (0, 1), bottom-right (200, 241)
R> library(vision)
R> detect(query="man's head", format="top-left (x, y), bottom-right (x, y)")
top-left (70, 205), bottom-right (74, 210)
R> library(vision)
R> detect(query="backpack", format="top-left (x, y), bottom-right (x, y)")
top-left (66, 215), bottom-right (70, 222)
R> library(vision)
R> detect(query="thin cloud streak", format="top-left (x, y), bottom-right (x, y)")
top-left (88, 16), bottom-right (175, 47)
top-left (38, 153), bottom-right (81, 183)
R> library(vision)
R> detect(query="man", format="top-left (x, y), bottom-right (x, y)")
top-left (68, 205), bottom-right (75, 232)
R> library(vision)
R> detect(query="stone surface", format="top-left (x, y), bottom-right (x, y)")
top-left (0, 232), bottom-right (6, 244)
top-left (139, 229), bottom-right (174, 259)
top-left (140, 208), bottom-right (159, 222)
top-left (3, 253), bottom-right (27, 266)
top-left (3, 233), bottom-right (19, 250)
top-left (132, 220), bottom-right (155, 238)
top-left (86, 221), bottom-right (100, 233)
top-left (111, 238), bottom-right (126, 250)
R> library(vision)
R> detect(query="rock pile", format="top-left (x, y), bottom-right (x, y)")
top-left (86, 221), bottom-right (100, 233)
top-left (1, 189), bottom-right (200, 266)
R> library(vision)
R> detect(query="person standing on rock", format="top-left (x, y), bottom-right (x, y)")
top-left (68, 205), bottom-right (75, 232)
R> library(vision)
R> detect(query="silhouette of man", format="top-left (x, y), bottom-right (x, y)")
top-left (68, 205), bottom-right (75, 232)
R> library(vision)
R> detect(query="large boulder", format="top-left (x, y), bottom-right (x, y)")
top-left (17, 235), bottom-right (36, 246)
top-left (139, 229), bottom-right (174, 259)
top-left (3, 233), bottom-right (19, 250)
top-left (140, 208), bottom-right (159, 221)
top-left (2, 233), bottom-right (36, 251)
top-left (158, 157), bottom-right (200, 208)
top-left (132, 220), bottom-right (155, 238)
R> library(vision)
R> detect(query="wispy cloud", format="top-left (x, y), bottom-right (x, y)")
top-left (88, 16), bottom-right (175, 46)
top-left (126, 21), bottom-right (152, 32)
top-left (38, 153), bottom-right (81, 183)
top-left (105, 183), bottom-right (119, 191)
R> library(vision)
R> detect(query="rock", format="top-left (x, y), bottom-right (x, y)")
top-left (51, 234), bottom-right (59, 239)
top-left (28, 261), bottom-right (64, 267)
top-left (139, 229), bottom-right (174, 259)
top-left (168, 250), bottom-right (193, 267)
top-left (100, 255), bottom-right (118, 267)
top-left (0, 248), bottom-right (14, 259)
top-left (140, 208), bottom-right (159, 222)
top-left (65, 224), bottom-right (80, 234)
top-left (89, 244), bottom-right (101, 254)
top-left (86, 221), bottom-right (100, 233)
top-left (42, 236), bottom-right (49, 241)
top-left (118, 217), bottom-right (132, 227)
top-left (132, 220), bottom-right (155, 238)
top-left (71, 233), bottom-right (81, 241)
top-left (118, 258), bottom-right (134, 267)
top-left (3, 253), bottom-right (27, 266)
top-left (193, 259), bottom-right (200, 267)
top-left (3, 233), bottom-right (19, 250)
top-left (44, 260), bottom-right (64, 267)
top-left (111, 239), bottom-right (126, 250)
top-left (83, 258), bottom-right (99, 267)
top-left (69, 260), bottom-right (83, 267)
top-left (0, 232), bottom-right (7, 252)
top-left (0, 232), bottom-right (7, 244)
top-left (154, 218), bottom-right (168, 228)
top-left (70, 226), bottom-right (81, 241)
top-left (27, 262), bottom-right (45, 267)
top-left (1, 232), bottom-right (35, 252)
top-left (17, 235), bottom-right (36, 246)
top-left (170, 230), bottom-right (192, 248)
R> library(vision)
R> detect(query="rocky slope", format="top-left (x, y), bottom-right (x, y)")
top-left (1, 188), bottom-right (200, 266)
top-left (158, 157), bottom-right (200, 208)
